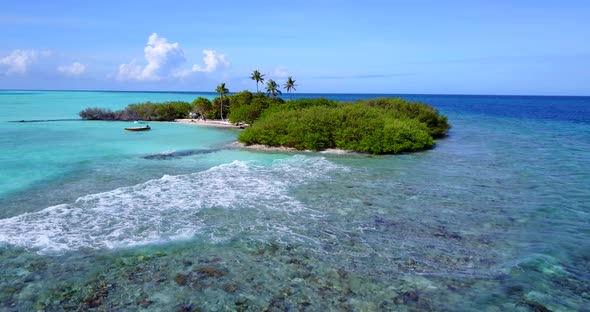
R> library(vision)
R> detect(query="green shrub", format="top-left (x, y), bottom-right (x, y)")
top-left (363, 97), bottom-right (450, 138)
top-left (79, 107), bottom-right (116, 120)
top-left (211, 98), bottom-right (230, 120)
top-left (258, 97), bottom-right (337, 120)
top-left (227, 91), bottom-right (283, 124)
top-left (126, 102), bottom-right (157, 120)
top-left (80, 101), bottom-right (191, 121)
top-left (228, 102), bottom-right (263, 124)
top-left (239, 103), bottom-right (439, 154)
top-left (192, 97), bottom-right (213, 118)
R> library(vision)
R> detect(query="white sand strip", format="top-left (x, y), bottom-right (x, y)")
top-left (175, 119), bottom-right (245, 128)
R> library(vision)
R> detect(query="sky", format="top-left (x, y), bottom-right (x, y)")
top-left (1, 0), bottom-right (589, 95)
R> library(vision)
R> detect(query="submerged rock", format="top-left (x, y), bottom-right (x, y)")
top-left (523, 291), bottom-right (554, 312)
top-left (396, 290), bottom-right (419, 304)
top-left (81, 281), bottom-right (110, 309)
top-left (177, 303), bottom-right (194, 312)
top-left (235, 298), bottom-right (252, 311)
top-left (433, 225), bottom-right (463, 240)
top-left (266, 296), bottom-right (289, 311)
top-left (525, 300), bottom-right (552, 312)
top-left (25, 259), bottom-right (48, 272)
top-left (298, 301), bottom-right (312, 311)
top-left (194, 266), bottom-right (225, 278)
top-left (223, 283), bottom-right (239, 293)
top-left (337, 268), bottom-right (348, 278)
top-left (286, 258), bottom-right (304, 266)
top-left (175, 274), bottom-right (189, 286)
top-left (82, 292), bottom-right (104, 308)
top-left (137, 296), bottom-right (153, 308)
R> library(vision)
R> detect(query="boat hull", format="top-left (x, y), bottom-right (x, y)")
top-left (125, 126), bottom-right (150, 131)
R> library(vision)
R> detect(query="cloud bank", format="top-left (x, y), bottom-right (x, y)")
top-left (0, 49), bottom-right (50, 75)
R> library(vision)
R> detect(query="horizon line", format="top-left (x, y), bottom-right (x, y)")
top-left (0, 89), bottom-right (588, 98)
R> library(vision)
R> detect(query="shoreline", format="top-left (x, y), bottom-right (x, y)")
top-left (230, 141), bottom-right (356, 155)
top-left (177, 119), bottom-right (357, 155)
top-left (175, 119), bottom-right (244, 128)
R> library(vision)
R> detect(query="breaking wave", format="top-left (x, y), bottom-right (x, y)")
top-left (0, 156), bottom-right (346, 254)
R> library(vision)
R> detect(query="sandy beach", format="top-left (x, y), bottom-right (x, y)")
top-left (175, 119), bottom-right (245, 128)
top-left (229, 141), bottom-right (356, 154)
top-left (230, 142), bottom-right (299, 152)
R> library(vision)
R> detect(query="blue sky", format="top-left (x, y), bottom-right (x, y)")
top-left (1, 0), bottom-right (589, 95)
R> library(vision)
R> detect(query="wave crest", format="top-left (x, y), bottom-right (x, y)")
top-left (0, 156), bottom-right (345, 254)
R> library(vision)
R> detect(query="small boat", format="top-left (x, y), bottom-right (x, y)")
top-left (125, 125), bottom-right (151, 131)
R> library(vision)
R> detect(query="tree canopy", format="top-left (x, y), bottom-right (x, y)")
top-left (284, 76), bottom-right (296, 100)
top-left (265, 79), bottom-right (282, 97)
top-left (250, 70), bottom-right (265, 93)
top-left (215, 83), bottom-right (229, 120)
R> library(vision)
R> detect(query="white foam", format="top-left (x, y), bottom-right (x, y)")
top-left (0, 155), bottom-right (347, 254)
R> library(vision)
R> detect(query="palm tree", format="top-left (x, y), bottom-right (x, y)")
top-left (283, 76), bottom-right (297, 100)
top-left (215, 82), bottom-right (229, 120)
top-left (250, 70), bottom-right (265, 93)
top-left (265, 79), bottom-right (282, 97)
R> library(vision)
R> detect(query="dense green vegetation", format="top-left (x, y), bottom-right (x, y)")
top-left (361, 97), bottom-right (449, 138)
top-left (191, 97), bottom-right (215, 119)
top-left (226, 91), bottom-right (284, 124)
top-left (238, 98), bottom-right (447, 154)
top-left (79, 101), bottom-right (191, 121)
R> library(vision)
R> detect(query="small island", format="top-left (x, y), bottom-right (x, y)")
top-left (80, 74), bottom-right (450, 154)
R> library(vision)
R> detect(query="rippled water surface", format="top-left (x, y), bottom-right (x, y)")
top-left (1, 91), bottom-right (589, 311)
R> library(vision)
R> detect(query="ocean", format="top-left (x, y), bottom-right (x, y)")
top-left (0, 90), bottom-right (589, 311)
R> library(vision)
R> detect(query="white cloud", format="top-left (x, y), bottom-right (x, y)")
top-left (192, 50), bottom-right (229, 73)
top-left (273, 66), bottom-right (289, 79)
top-left (117, 33), bottom-right (229, 81)
top-left (118, 33), bottom-right (186, 80)
top-left (0, 49), bottom-right (50, 75)
top-left (117, 59), bottom-right (143, 80)
top-left (174, 49), bottom-right (229, 78)
top-left (58, 62), bottom-right (86, 76)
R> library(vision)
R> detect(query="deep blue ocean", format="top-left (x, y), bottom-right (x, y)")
top-left (0, 91), bottom-right (589, 311)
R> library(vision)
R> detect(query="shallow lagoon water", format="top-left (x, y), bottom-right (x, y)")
top-left (0, 91), bottom-right (589, 311)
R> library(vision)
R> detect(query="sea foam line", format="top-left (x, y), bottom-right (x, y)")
top-left (0, 156), bottom-right (346, 254)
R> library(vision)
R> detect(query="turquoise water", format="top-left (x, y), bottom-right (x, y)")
top-left (0, 91), bottom-right (589, 311)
